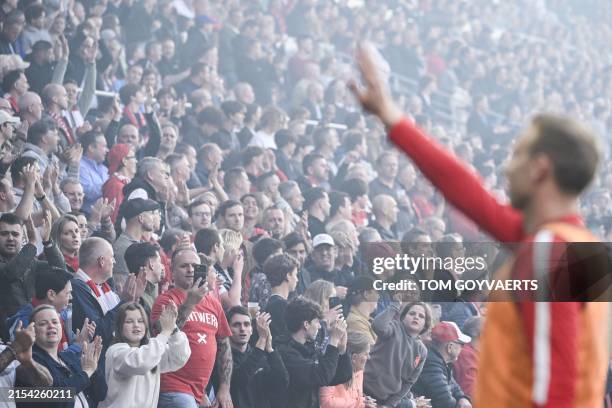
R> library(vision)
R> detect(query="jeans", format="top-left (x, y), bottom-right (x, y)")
top-left (158, 392), bottom-right (199, 408)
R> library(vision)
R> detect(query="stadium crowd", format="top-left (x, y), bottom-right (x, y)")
top-left (0, 0), bottom-right (609, 407)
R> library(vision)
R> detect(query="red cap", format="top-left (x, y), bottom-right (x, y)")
top-left (431, 321), bottom-right (471, 344)
top-left (107, 143), bottom-right (131, 174)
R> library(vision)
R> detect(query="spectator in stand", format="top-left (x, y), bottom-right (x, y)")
top-left (79, 130), bottom-right (109, 213)
top-left (99, 301), bottom-right (191, 408)
top-left (364, 300), bottom-right (431, 407)
top-left (123, 242), bottom-right (165, 316)
top-left (340, 178), bottom-right (371, 229)
top-left (6, 266), bottom-right (95, 354)
top-left (279, 180), bottom-right (305, 215)
top-left (0, 212), bottom-right (63, 328)
top-left (327, 191), bottom-right (352, 228)
top-left (227, 307), bottom-right (288, 408)
top-left (282, 232), bottom-right (311, 296)
top-left (20, 304), bottom-right (103, 406)
top-left (306, 234), bottom-right (350, 297)
top-left (248, 237), bottom-right (284, 309)
top-left (299, 153), bottom-right (330, 191)
top-left (320, 331), bottom-right (377, 408)
top-left (263, 253), bottom-right (299, 342)
top-left (275, 129), bottom-right (298, 180)
top-left (3, 69), bottom-right (29, 114)
top-left (216, 200), bottom-right (245, 233)
top-left (304, 187), bottom-right (330, 238)
top-left (60, 177), bottom-right (84, 212)
top-left (413, 321), bottom-right (472, 408)
top-left (151, 248), bottom-right (233, 408)
top-left (370, 194), bottom-right (400, 240)
top-left (224, 167), bottom-right (251, 202)
top-left (49, 214), bottom-right (81, 273)
top-left (261, 205), bottom-right (286, 239)
top-left (346, 276), bottom-right (380, 346)
top-left (0, 10), bottom-right (26, 56)
top-left (369, 152), bottom-right (400, 201)
top-left (113, 198), bottom-right (160, 285)
top-left (188, 199), bottom-right (213, 233)
top-left (242, 146), bottom-right (266, 184)
top-left (452, 317), bottom-right (483, 400)
top-left (103, 144), bottom-right (137, 223)
top-left (422, 216), bottom-right (447, 242)
top-left (277, 296), bottom-right (352, 408)
top-left (0, 319), bottom-right (52, 392)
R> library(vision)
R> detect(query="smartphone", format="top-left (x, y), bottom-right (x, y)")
top-left (329, 296), bottom-right (342, 310)
top-left (193, 264), bottom-right (208, 284)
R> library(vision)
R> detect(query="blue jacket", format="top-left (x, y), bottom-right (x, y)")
top-left (15, 344), bottom-right (98, 408)
top-left (6, 303), bottom-right (77, 348)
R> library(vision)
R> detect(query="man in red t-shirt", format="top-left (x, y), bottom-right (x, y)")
top-left (152, 248), bottom-right (233, 408)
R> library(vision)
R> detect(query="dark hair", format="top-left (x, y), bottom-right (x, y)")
top-left (340, 178), bottom-right (368, 202)
top-left (216, 200), bottom-right (242, 218)
top-left (27, 118), bottom-right (57, 146)
top-left (224, 167), bottom-right (247, 191)
top-left (197, 106), bottom-right (224, 128)
top-left (226, 305), bottom-right (250, 323)
top-left (263, 253), bottom-right (299, 287)
top-left (221, 100), bottom-right (245, 117)
top-left (34, 267), bottom-right (72, 300)
top-left (159, 228), bottom-right (186, 253)
top-left (303, 186), bottom-right (327, 210)
top-left (24, 4), bottom-right (44, 23)
top-left (252, 237), bottom-right (283, 266)
top-left (194, 228), bottom-right (221, 255)
top-left (329, 191), bottom-right (349, 218)
top-left (282, 232), bottom-right (306, 251)
top-left (187, 198), bottom-right (211, 217)
top-left (399, 302), bottom-right (432, 335)
top-left (119, 83), bottom-right (141, 105)
top-left (275, 129), bottom-right (296, 149)
top-left (156, 87), bottom-right (176, 100)
top-left (342, 130), bottom-right (365, 152)
top-left (284, 296), bottom-right (323, 334)
top-left (80, 130), bottom-right (104, 153)
top-left (10, 156), bottom-right (37, 185)
top-left (241, 146), bottom-right (264, 166)
top-left (2, 70), bottom-right (23, 94)
top-left (112, 302), bottom-right (152, 351)
top-left (124, 242), bottom-right (160, 275)
top-left (302, 153), bottom-right (325, 175)
top-left (401, 227), bottom-right (430, 254)
top-left (530, 114), bottom-right (599, 195)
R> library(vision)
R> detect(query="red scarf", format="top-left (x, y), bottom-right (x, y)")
top-left (85, 280), bottom-right (112, 297)
top-left (123, 106), bottom-right (146, 129)
top-left (7, 95), bottom-right (18, 114)
top-left (50, 111), bottom-right (75, 145)
top-left (63, 254), bottom-right (79, 272)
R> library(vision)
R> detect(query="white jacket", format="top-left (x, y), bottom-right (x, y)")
top-left (99, 331), bottom-right (191, 408)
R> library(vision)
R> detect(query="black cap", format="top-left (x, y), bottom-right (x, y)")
top-left (347, 276), bottom-right (375, 298)
top-left (31, 40), bottom-right (53, 52)
top-left (120, 198), bottom-right (160, 220)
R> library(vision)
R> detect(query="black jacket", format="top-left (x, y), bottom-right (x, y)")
top-left (413, 346), bottom-right (469, 408)
top-left (0, 243), bottom-right (66, 319)
top-left (277, 338), bottom-right (352, 408)
top-left (230, 345), bottom-right (289, 408)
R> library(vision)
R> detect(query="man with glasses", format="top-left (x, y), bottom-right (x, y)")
top-left (413, 321), bottom-right (472, 408)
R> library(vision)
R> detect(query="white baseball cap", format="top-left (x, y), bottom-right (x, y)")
top-left (0, 110), bottom-right (20, 125)
top-left (313, 233), bottom-right (335, 248)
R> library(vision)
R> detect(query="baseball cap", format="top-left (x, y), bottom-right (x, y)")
top-left (107, 143), bottom-right (131, 174)
top-left (313, 233), bottom-right (335, 248)
top-left (0, 110), bottom-right (20, 125)
top-left (120, 198), bottom-right (160, 220)
top-left (31, 40), bottom-right (52, 52)
top-left (431, 321), bottom-right (471, 344)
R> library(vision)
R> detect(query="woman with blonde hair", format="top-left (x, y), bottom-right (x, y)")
top-left (303, 279), bottom-right (342, 354)
top-left (50, 214), bottom-right (82, 273)
top-left (320, 331), bottom-right (377, 408)
top-left (99, 301), bottom-right (190, 407)
top-left (215, 228), bottom-right (245, 309)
